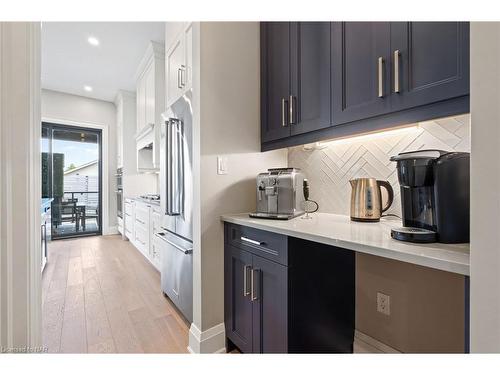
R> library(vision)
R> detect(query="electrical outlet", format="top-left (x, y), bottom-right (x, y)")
top-left (377, 292), bottom-right (391, 316)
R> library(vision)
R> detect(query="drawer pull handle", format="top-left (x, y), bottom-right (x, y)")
top-left (243, 265), bottom-right (251, 297)
top-left (136, 218), bottom-right (145, 225)
top-left (240, 236), bottom-right (264, 246)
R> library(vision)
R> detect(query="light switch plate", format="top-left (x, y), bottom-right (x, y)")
top-left (217, 156), bottom-right (228, 175)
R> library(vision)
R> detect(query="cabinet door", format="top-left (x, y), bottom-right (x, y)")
top-left (166, 36), bottom-right (185, 107)
top-left (184, 23), bottom-right (193, 91)
top-left (252, 255), bottom-right (288, 353)
top-left (261, 22), bottom-right (291, 143)
top-left (290, 22), bottom-right (332, 136)
top-left (332, 22), bottom-right (391, 126)
top-left (390, 22), bottom-right (469, 110)
top-left (136, 77), bottom-right (146, 133)
top-left (144, 62), bottom-right (155, 128)
top-left (224, 246), bottom-right (254, 353)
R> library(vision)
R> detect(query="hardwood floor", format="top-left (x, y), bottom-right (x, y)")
top-left (42, 234), bottom-right (190, 353)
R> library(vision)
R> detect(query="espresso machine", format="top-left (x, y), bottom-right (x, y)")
top-left (390, 150), bottom-right (470, 243)
top-left (250, 168), bottom-right (306, 220)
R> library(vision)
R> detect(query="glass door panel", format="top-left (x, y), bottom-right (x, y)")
top-left (42, 123), bottom-right (102, 239)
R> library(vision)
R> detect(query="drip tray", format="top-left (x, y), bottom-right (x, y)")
top-left (391, 227), bottom-right (437, 243)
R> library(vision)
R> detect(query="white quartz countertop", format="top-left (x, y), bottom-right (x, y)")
top-left (221, 213), bottom-right (470, 276)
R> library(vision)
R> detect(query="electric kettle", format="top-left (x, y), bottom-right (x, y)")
top-left (349, 178), bottom-right (394, 222)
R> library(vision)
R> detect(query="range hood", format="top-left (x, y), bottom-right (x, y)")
top-left (135, 123), bottom-right (159, 172)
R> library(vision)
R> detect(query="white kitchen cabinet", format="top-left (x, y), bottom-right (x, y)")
top-left (150, 205), bottom-right (162, 269)
top-left (166, 23), bottom-right (193, 107)
top-left (124, 198), bottom-right (135, 240)
top-left (135, 41), bottom-right (165, 171)
top-left (114, 90), bottom-right (136, 173)
top-left (127, 199), bottom-right (161, 271)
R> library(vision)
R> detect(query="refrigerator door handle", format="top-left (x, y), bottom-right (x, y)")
top-left (166, 119), bottom-right (172, 215)
top-left (167, 118), bottom-right (182, 216)
top-left (177, 119), bottom-right (185, 216)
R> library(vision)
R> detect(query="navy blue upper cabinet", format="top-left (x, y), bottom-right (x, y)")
top-left (261, 23), bottom-right (291, 143)
top-left (331, 22), bottom-right (392, 125)
top-left (260, 22), bottom-right (470, 151)
top-left (390, 22), bottom-right (470, 110)
top-left (261, 22), bottom-right (332, 142)
top-left (289, 22), bottom-right (332, 136)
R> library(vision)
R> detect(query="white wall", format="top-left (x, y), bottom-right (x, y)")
top-left (470, 22), bottom-right (500, 353)
top-left (189, 22), bottom-right (288, 353)
top-left (41, 89), bottom-right (118, 234)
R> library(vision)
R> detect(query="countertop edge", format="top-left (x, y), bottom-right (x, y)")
top-left (221, 215), bottom-right (470, 276)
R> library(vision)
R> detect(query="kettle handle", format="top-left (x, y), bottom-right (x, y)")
top-left (377, 180), bottom-right (394, 213)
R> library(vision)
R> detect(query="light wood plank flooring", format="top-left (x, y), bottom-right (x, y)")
top-left (42, 234), bottom-right (190, 353)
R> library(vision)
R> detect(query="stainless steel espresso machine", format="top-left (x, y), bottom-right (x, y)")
top-left (250, 168), bottom-right (306, 220)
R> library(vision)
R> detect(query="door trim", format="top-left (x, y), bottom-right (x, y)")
top-left (42, 116), bottom-right (113, 236)
top-left (0, 22), bottom-right (42, 349)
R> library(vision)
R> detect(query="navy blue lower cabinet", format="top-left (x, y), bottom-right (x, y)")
top-left (224, 223), bottom-right (355, 353)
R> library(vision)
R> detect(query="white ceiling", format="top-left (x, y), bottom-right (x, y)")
top-left (42, 22), bottom-right (165, 102)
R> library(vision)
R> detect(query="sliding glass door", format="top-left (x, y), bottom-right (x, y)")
top-left (42, 122), bottom-right (102, 239)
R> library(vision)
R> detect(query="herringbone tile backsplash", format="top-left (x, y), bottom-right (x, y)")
top-left (288, 114), bottom-right (471, 217)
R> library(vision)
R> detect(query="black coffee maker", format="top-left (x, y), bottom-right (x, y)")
top-left (390, 150), bottom-right (470, 243)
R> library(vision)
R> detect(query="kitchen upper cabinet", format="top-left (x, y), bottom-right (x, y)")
top-left (261, 22), bottom-right (291, 143)
top-left (290, 22), bottom-right (332, 136)
top-left (261, 22), bottom-right (332, 142)
top-left (261, 22), bottom-right (470, 151)
top-left (332, 22), bottom-right (392, 125)
top-left (115, 90), bottom-right (137, 173)
top-left (166, 23), bottom-right (193, 107)
top-left (135, 41), bottom-right (165, 171)
top-left (144, 63), bottom-right (156, 129)
top-left (390, 22), bottom-right (470, 111)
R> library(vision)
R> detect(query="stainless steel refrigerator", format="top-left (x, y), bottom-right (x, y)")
top-left (158, 91), bottom-right (193, 322)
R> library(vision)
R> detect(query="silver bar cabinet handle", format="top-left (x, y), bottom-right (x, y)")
top-left (378, 57), bottom-right (384, 98)
top-left (243, 265), bottom-right (251, 297)
top-left (240, 236), bottom-right (263, 246)
top-left (180, 64), bottom-right (186, 87)
top-left (289, 95), bottom-right (295, 125)
top-left (251, 269), bottom-right (259, 301)
top-left (394, 50), bottom-right (400, 93)
top-left (177, 68), bottom-right (182, 89)
top-left (281, 98), bottom-right (288, 127)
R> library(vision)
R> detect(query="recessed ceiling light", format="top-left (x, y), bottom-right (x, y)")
top-left (84, 85), bottom-right (93, 92)
top-left (87, 36), bottom-right (99, 46)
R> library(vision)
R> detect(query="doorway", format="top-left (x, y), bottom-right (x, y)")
top-left (42, 122), bottom-right (103, 239)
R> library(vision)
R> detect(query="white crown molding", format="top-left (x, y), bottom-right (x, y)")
top-left (134, 40), bottom-right (165, 83)
top-left (188, 322), bottom-right (226, 354)
top-left (114, 89), bottom-right (136, 107)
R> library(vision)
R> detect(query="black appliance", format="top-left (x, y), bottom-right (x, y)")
top-left (390, 150), bottom-right (470, 243)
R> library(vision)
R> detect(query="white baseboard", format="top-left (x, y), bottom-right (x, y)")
top-left (188, 322), bottom-right (226, 354)
top-left (354, 330), bottom-right (401, 354)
